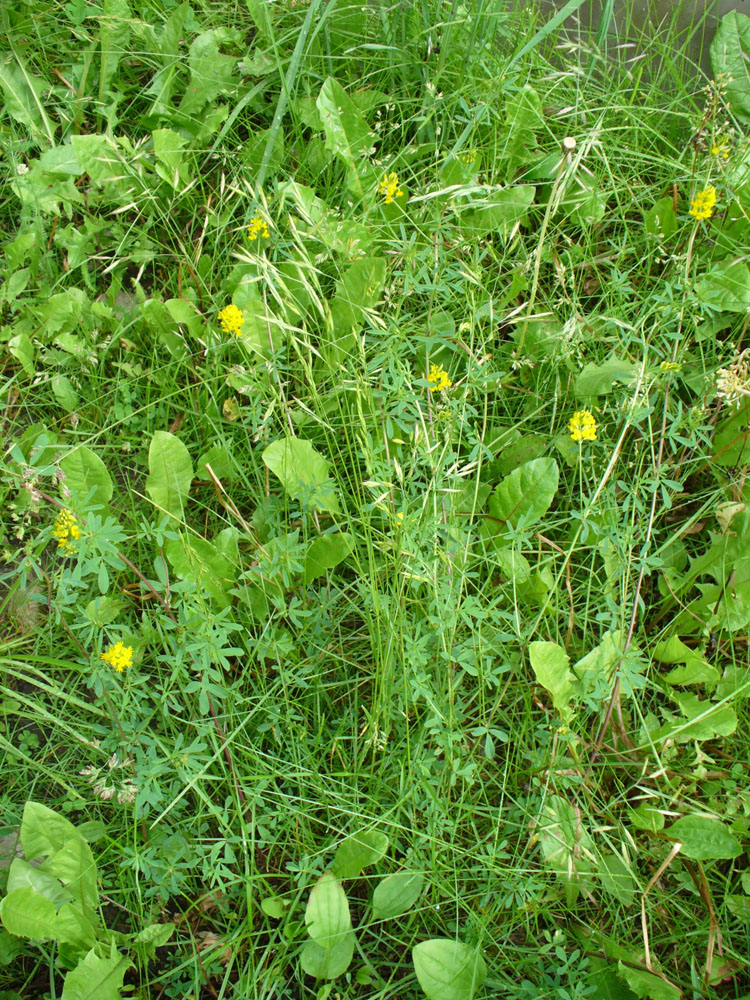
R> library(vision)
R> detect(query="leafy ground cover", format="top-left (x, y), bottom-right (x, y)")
top-left (1, 1), bottom-right (750, 998)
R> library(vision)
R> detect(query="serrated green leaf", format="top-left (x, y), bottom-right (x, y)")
top-left (372, 871), bottom-right (424, 919)
top-left (412, 939), bottom-right (487, 1000)
top-left (179, 28), bottom-right (241, 116)
top-left (60, 944), bottom-right (131, 1000)
top-left (145, 431), bottom-right (193, 520)
top-left (99, 0), bottom-right (132, 101)
top-left (664, 815), bottom-right (742, 860)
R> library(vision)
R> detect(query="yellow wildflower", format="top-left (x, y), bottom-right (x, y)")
top-left (689, 185), bottom-right (717, 221)
top-left (569, 409), bottom-right (597, 442)
top-left (101, 641), bottom-right (134, 673)
top-left (427, 364), bottom-right (452, 392)
top-left (247, 214), bottom-right (270, 240)
top-left (711, 142), bottom-right (730, 160)
top-left (659, 360), bottom-right (682, 373)
top-left (379, 172), bottom-right (404, 204)
top-left (218, 304), bottom-right (245, 337)
top-left (52, 509), bottom-right (81, 555)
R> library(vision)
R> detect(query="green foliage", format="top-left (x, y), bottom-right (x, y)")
top-left (2, 1), bottom-right (750, 997)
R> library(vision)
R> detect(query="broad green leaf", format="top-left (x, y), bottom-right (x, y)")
top-left (260, 896), bottom-right (288, 919)
top-left (490, 457), bottom-right (559, 529)
top-left (316, 77), bottom-right (375, 163)
top-left (61, 944), bottom-right (131, 1000)
top-left (573, 632), bottom-right (622, 699)
top-left (304, 532), bottom-right (354, 584)
top-left (490, 545), bottom-right (531, 583)
top-left (645, 197), bottom-right (677, 240)
top-left (55, 903), bottom-right (98, 952)
top-left (43, 836), bottom-right (98, 911)
top-left (60, 446), bottom-right (113, 509)
top-left (331, 830), bottom-right (389, 879)
top-left (711, 12), bottom-right (750, 120)
top-left (599, 854), bottom-right (635, 906)
top-left (535, 794), bottom-right (595, 897)
top-left (0, 888), bottom-right (59, 940)
top-left (263, 437), bottom-right (339, 513)
top-left (6, 858), bottom-right (72, 906)
top-left (412, 939), bottom-right (487, 1000)
top-left (132, 922), bottom-right (173, 959)
top-left (51, 375), bottom-right (80, 413)
top-left (712, 400), bottom-right (750, 467)
top-left (668, 692), bottom-right (737, 741)
top-left (165, 534), bottom-right (237, 608)
top-left (628, 804), bottom-right (665, 832)
top-left (616, 962), bottom-right (681, 1000)
top-left (70, 135), bottom-right (125, 189)
top-left (8, 332), bottom-right (34, 377)
top-left (300, 930), bottom-right (355, 980)
top-left (461, 185), bottom-right (535, 238)
top-left (304, 872), bottom-right (352, 949)
top-left (576, 359), bottom-right (637, 399)
top-left (0, 51), bottom-right (55, 146)
top-left (372, 871), bottom-right (424, 919)
top-left (695, 259), bottom-right (750, 312)
top-left (20, 802), bottom-right (81, 861)
top-left (529, 641), bottom-right (575, 714)
top-left (196, 445), bottom-right (235, 482)
top-left (664, 815), bottom-right (742, 860)
top-left (100, 0), bottom-right (132, 101)
top-left (145, 431), bottom-right (193, 520)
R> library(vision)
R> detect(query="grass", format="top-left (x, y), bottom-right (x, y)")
top-left (1, 0), bottom-right (750, 998)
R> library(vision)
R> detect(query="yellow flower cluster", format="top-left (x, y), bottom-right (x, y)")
top-left (379, 172), bottom-right (404, 204)
top-left (711, 142), bottom-right (729, 160)
top-left (247, 214), bottom-right (270, 240)
top-left (101, 641), bottom-right (133, 673)
top-left (428, 364), bottom-right (452, 392)
top-left (689, 185), bottom-right (717, 220)
top-left (660, 360), bottom-right (682, 373)
top-left (569, 409), bottom-right (597, 442)
top-left (52, 509), bottom-right (81, 554)
top-left (218, 304), bottom-right (245, 337)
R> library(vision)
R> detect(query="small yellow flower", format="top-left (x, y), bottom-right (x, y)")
top-left (218, 304), bottom-right (245, 337)
top-left (247, 214), bottom-right (270, 240)
top-left (689, 185), bottom-right (717, 221)
top-left (101, 641), bottom-right (133, 673)
top-left (427, 364), bottom-right (452, 392)
top-left (52, 509), bottom-right (81, 555)
top-left (711, 142), bottom-right (730, 160)
top-left (659, 360), bottom-right (682, 373)
top-left (378, 172), bottom-right (404, 205)
top-left (569, 409), bottom-right (597, 442)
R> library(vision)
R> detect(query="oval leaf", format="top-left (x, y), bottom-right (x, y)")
top-left (300, 930), bottom-right (355, 981)
top-left (145, 431), bottom-right (193, 520)
top-left (372, 871), bottom-right (424, 919)
top-left (412, 939), bottom-right (487, 1000)
top-left (490, 457), bottom-right (558, 529)
top-left (331, 830), bottom-right (389, 880)
top-left (263, 436), bottom-right (339, 513)
top-left (60, 446), bottom-right (113, 509)
top-left (664, 815), bottom-right (742, 860)
top-left (304, 872), bottom-right (352, 949)
top-left (529, 641), bottom-right (575, 714)
top-left (304, 532), bottom-right (354, 584)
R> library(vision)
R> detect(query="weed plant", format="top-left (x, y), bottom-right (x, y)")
top-left (1, 1), bottom-right (750, 998)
